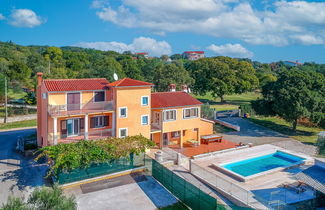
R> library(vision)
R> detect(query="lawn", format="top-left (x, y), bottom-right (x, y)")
top-left (248, 116), bottom-right (323, 144)
top-left (194, 92), bottom-right (261, 111)
top-left (0, 119), bottom-right (36, 130)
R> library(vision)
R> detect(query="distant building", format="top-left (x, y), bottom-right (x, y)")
top-left (182, 51), bottom-right (205, 61)
top-left (135, 52), bottom-right (149, 59)
top-left (284, 60), bottom-right (302, 67)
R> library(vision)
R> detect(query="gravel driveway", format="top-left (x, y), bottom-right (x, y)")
top-left (219, 117), bottom-right (317, 156)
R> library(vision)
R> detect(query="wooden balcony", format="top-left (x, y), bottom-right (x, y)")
top-left (48, 101), bottom-right (114, 117)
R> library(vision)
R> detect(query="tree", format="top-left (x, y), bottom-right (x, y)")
top-left (260, 69), bottom-right (325, 131)
top-left (1, 185), bottom-right (76, 210)
top-left (153, 63), bottom-right (194, 92)
top-left (91, 57), bottom-right (125, 81)
top-left (170, 54), bottom-right (183, 60)
top-left (189, 58), bottom-right (237, 102)
top-left (118, 58), bottom-right (144, 80)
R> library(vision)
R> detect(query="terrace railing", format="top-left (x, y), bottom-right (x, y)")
top-left (48, 101), bottom-right (114, 116)
top-left (190, 161), bottom-right (269, 209)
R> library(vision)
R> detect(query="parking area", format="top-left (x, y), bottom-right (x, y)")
top-left (65, 173), bottom-right (178, 210)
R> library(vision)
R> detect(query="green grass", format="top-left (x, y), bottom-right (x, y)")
top-left (248, 116), bottom-right (323, 144)
top-left (0, 119), bottom-right (36, 130)
top-left (159, 202), bottom-right (189, 210)
top-left (194, 92), bottom-right (261, 111)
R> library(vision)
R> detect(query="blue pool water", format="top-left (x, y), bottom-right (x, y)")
top-left (223, 151), bottom-right (304, 177)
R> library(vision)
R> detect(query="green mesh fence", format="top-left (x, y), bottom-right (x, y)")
top-left (55, 153), bottom-right (145, 184)
top-left (152, 159), bottom-right (226, 210)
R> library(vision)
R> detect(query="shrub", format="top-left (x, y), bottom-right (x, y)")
top-left (316, 135), bottom-right (325, 155)
top-left (0, 185), bottom-right (76, 210)
top-left (251, 99), bottom-right (275, 116)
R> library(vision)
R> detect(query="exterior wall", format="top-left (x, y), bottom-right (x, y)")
top-left (48, 92), bottom-right (66, 105)
top-left (162, 106), bottom-right (201, 132)
top-left (199, 119), bottom-right (214, 136)
top-left (37, 83), bottom-right (49, 147)
top-left (114, 87), bottom-right (151, 138)
top-left (82, 91), bottom-right (93, 104)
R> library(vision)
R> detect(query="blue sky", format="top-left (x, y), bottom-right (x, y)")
top-left (0, 0), bottom-right (325, 63)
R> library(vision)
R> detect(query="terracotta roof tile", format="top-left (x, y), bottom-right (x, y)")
top-left (109, 78), bottom-right (153, 87)
top-left (151, 91), bottom-right (202, 108)
top-left (44, 78), bottom-right (109, 92)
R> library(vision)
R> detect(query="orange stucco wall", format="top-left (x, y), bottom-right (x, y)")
top-left (114, 87), bottom-right (151, 138)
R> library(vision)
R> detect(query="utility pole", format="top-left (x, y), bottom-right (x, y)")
top-left (4, 77), bottom-right (8, 123)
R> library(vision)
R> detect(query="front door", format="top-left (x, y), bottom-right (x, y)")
top-left (163, 133), bottom-right (169, 146)
top-left (67, 119), bottom-right (79, 136)
top-left (67, 92), bottom-right (80, 111)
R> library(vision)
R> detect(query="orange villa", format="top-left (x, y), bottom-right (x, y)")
top-left (36, 72), bottom-right (217, 149)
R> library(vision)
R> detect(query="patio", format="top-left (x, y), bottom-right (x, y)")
top-left (169, 139), bottom-right (238, 157)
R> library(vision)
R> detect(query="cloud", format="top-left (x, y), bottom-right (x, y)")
top-left (207, 43), bottom-right (254, 58)
top-left (92, 0), bottom-right (325, 46)
top-left (76, 37), bottom-right (172, 56)
top-left (0, 13), bottom-right (5, 20)
top-left (9, 9), bottom-right (44, 28)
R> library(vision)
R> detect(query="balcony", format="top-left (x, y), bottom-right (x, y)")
top-left (48, 129), bottom-right (113, 145)
top-left (151, 123), bottom-right (161, 133)
top-left (48, 101), bottom-right (114, 117)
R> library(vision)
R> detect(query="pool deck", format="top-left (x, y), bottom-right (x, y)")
top-left (193, 144), bottom-right (316, 207)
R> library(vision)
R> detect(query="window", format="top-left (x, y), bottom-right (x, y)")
top-left (141, 115), bottom-right (149, 125)
top-left (141, 96), bottom-right (149, 106)
top-left (183, 107), bottom-right (199, 119)
top-left (90, 116), bottom-right (109, 128)
top-left (119, 128), bottom-right (128, 138)
top-left (119, 107), bottom-right (127, 118)
top-left (94, 91), bottom-right (105, 102)
top-left (163, 110), bottom-right (176, 121)
top-left (42, 93), bottom-right (47, 99)
top-left (171, 131), bottom-right (180, 138)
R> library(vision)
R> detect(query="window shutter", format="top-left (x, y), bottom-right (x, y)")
top-left (104, 116), bottom-right (109, 126)
top-left (60, 120), bottom-right (67, 138)
top-left (90, 117), bottom-right (95, 128)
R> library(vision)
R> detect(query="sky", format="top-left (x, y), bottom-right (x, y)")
top-left (0, 0), bottom-right (325, 63)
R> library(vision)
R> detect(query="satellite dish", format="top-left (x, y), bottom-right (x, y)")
top-left (113, 73), bottom-right (118, 81)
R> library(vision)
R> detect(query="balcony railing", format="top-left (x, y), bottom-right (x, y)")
top-left (48, 129), bottom-right (113, 145)
top-left (48, 101), bottom-right (114, 116)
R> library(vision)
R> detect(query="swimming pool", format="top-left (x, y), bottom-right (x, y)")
top-left (222, 151), bottom-right (305, 177)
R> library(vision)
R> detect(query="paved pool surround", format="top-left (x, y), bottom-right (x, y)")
top-left (211, 146), bottom-right (312, 182)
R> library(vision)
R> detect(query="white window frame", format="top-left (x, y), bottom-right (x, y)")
top-left (119, 107), bottom-right (128, 118)
top-left (183, 107), bottom-right (199, 119)
top-left (141, 114), bottom-right (149, 125)
top-left (93, 91), bottom-right (105, 103)
top-left (163, 109), bottom-right (177, 122)
top-left (94, 115), bottom-right (105, 128)
top-left (141, 96), bottom-right (149, 106)
top-left (119, 128), bottom-right (128, 138)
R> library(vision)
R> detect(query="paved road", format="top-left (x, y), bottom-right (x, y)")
top-left (219, 118), bottom-right (317, 156)
top-left (0, 128), bottom-right (47, 205)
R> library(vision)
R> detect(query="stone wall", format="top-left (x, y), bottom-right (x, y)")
top-left (0, 114), bottom-right (37, 123)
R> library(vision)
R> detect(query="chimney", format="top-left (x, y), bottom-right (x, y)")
top-left (169, 84), bottom-right (176, 92)
top-left (37, 72), bottom-right (43, 86)
top-left (181, 84), bottom-right (188, 93)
